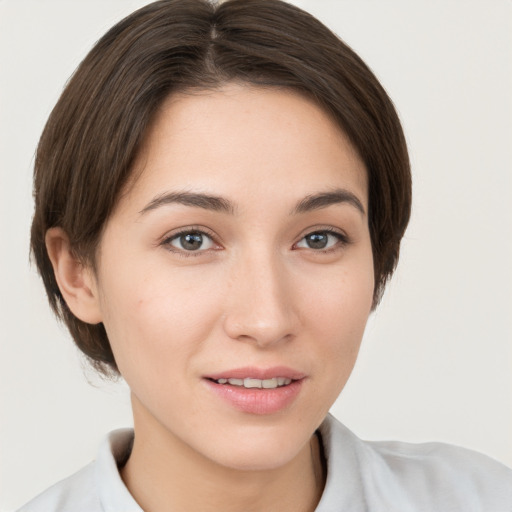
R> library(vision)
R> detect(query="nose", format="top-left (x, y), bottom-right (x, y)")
top-left (222, 252), bottom-right (299, 347)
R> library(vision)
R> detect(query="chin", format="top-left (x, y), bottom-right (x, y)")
top-left (212, 447), bottom-right (301, 472)
top-left (200, 422), bottom-right (313, 472)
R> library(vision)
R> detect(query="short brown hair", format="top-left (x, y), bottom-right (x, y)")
top-left (31, 0), bottom-right (411, 376)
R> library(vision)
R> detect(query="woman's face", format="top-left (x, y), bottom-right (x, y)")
top-left (91, 84), bottom-right (374, 470)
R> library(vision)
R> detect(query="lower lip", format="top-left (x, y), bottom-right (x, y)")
top-left (204, 379), bottom-right (304, 415)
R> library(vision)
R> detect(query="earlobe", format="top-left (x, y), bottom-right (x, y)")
top-left (45, 227), bottom-right (103, 324)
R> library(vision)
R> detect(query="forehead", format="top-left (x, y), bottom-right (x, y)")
top-left (120, 84), bottom-right (367, 215)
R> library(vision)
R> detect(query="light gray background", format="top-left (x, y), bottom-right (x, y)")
top-left (1, 1), bottom-right (511, 510)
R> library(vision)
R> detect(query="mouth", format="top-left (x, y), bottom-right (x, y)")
top-left (208, 377), bottom-right (293, 389)
top-left (204, 367), bottom-right (305, 414)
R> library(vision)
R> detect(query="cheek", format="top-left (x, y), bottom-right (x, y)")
top-left (301, 254), bottom-right (374, 334)
top-left (298, 252), bottom-right (374, 381)
top-left (98, 264), bottom-right (225, 379)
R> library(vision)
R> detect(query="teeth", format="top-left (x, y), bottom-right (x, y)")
top-left (244, 378), bottom-right (263, 388)
top-left (262, 378), bottom-right (277, 389)
top-left (217, 377), bottom-right (292, 388)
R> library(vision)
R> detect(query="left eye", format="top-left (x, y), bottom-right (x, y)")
top-left (167, 231), bottom-right (215, 252)
top-left (295, 231), bottom-right (343, 250)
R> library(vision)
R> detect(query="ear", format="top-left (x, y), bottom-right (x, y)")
top-left (45, 227), bottom-right (103, 324)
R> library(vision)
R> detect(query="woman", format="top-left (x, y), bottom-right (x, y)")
top-left (17, 0), bottom-right (512, 510)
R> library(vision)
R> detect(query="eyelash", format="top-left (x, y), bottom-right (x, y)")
top-left (294, 227), bottom-right (350, 253)
top-left (161, 226), bottom-right (350, 257)
top-left (161, 226), bottom-right (220, 258)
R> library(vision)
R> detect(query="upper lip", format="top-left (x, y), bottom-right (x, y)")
top-left (205, 366), bottom-right (306, 381)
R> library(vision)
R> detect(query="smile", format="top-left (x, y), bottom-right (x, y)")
top-left (213, 377), bottom-right (293, 389)
top-left (205, 367), bottom-right (305, 414)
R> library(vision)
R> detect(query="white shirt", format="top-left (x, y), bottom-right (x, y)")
top-left (18, 414), bottom-right (512, 511)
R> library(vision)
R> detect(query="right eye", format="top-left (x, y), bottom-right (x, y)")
top-left (164, 230), bottom-right (216, 253)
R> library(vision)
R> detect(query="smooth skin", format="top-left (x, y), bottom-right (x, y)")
top-left (46, 83), bottom-right (375, 512)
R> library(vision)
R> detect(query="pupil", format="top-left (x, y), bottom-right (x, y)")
top-left (181, 233), bottom-right (203, 250)
top-left (307, 233), bottom-right (328, 249)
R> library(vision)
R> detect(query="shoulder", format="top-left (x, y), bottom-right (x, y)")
top-left (17, 429), bottom-right (138, 512)
top-left (16, 463), bottom-right (100, 512)
top-left (319, 415), bottom-right (512, 511)
top-left (365, 438), bottom-right (512, 509)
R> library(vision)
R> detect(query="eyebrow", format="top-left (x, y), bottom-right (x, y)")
top-left (292, 189), bottom-right (366, 216)
top-left (139, 187), bottom-right (365, 217)
top-left (139, 191), bottom-right (236, 215)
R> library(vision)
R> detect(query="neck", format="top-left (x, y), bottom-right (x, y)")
top-left (120, 398), bottom-right (325, 512)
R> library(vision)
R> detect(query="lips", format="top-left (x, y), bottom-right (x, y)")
top-left (204, 366), bottom-right (306, 415)
top-left (205, 366), bottom-right (306, 382)
top-left (213, 377), bottom-right (292, 389)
